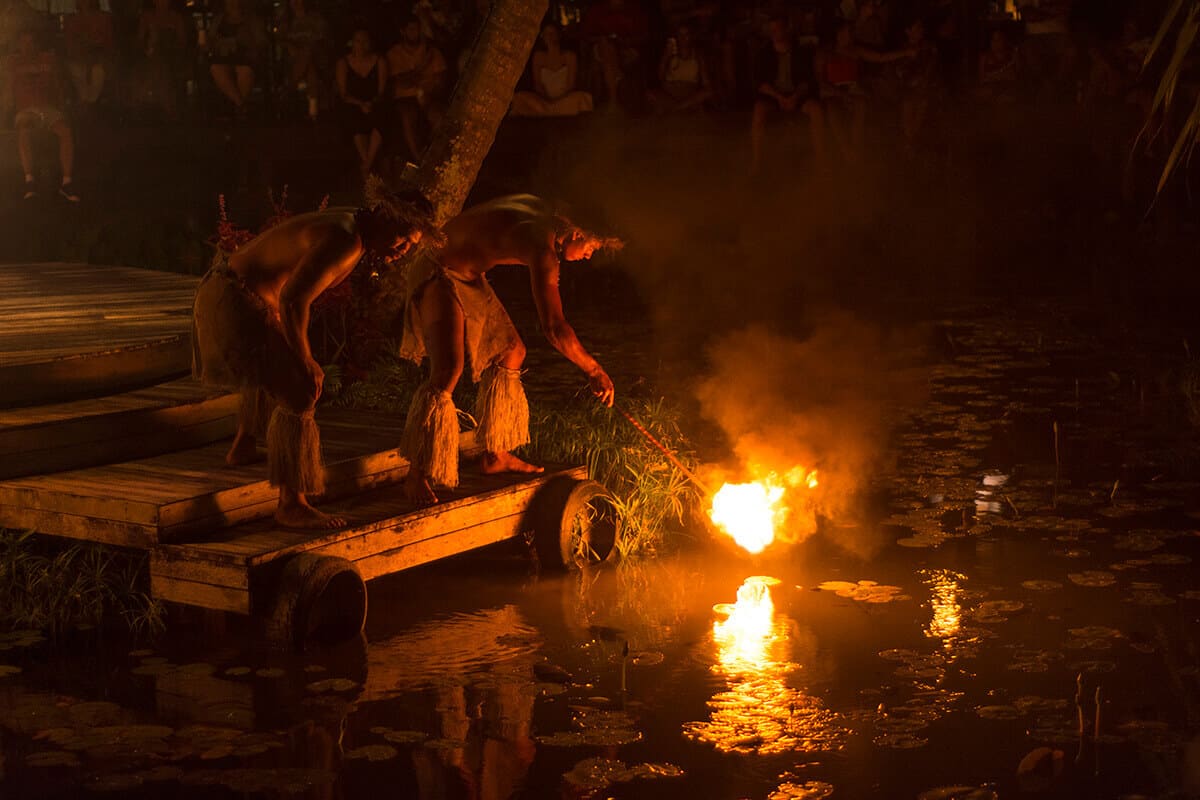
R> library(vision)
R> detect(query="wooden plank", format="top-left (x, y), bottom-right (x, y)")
top-left (151, 574), bottom-right (250, 615)
top-left (352, 514), bottom-right (526, 580)
top-left (0, 501), bottom-right (157, 547)
top-left (150, 549), bottom-right (250, 590)
top-left (0, 482), bottom-right (162, 525)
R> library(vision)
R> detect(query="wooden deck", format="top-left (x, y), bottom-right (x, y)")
top-left (0, 378), bottom-right (237, 479)
top-left (0, 409), bottom-right (481, 548)
top-left (151, 466), bottom-right (585, 615)
top-left (0, 263), bottom-right (197, 407)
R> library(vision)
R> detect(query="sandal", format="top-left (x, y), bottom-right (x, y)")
top-left (22, 181), bottom-right (35, 200)
top-left (59, 182), bottom-right (80, 203)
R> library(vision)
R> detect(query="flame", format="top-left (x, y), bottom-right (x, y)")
top-left (708, 469), bottom-right (818, 554)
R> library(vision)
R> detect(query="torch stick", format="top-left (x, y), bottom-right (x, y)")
top-left (614, 405), bottom-right (713, 497)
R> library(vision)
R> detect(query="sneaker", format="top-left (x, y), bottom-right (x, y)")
top-left (22, 180), bottom-right (36, 200)
top-left (58, 182), bottom-right (80, 202)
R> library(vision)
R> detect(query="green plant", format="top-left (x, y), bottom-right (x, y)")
top-left (0, 530), bottom-right (165, 640)
top-left (528, 397), bottom-right (701, 558)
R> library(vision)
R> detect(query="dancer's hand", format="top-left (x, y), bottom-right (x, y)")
top-left (588, 368), bottom-right (614, 407)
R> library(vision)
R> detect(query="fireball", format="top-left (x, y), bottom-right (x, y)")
top-left (708, 469), bottom-right (819, 554)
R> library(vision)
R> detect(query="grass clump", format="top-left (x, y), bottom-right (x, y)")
top-left (529, 397), bottom-right (702, 559)
top-left (0, 530), bottom-right (165, 640)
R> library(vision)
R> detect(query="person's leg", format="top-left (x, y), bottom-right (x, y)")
top-left (352, 132), bottom-right (369, 167)
top-left (596, 39), bottom-right (622, 106)
top-left (675, 86), bottom-right (712, 111)
top-left (227, 386), bottom-right (269, 465)
top-left (364, 128), bottom-right (383, 175)
top-left (476, 338), bottom-right (542, 475)
top-left (750, 97), bottom-right (770, 174)
top-left (68, 62), bottom-right (88, 103)
top-left (16, 115), bottom-right (36, 197)
top-left (260, 325), bottom-right (345, 529)
top-left (210, 64), bottom-right (242, 107)
top-left (50, 119), bottom-right (76, 199)
top-left (90, 63), bottom-right (105, 104)
top-left (399, 103), bottom-right (422, 160)
top-left (234, 65), bottom-right (254, 105)
top-left (802, 98), bottom-right (826, 166)
top-left (402, 277), bottom-right (466, 506)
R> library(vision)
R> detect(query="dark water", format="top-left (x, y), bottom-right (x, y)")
top-left (3, 305), bottom-right (1200, 800)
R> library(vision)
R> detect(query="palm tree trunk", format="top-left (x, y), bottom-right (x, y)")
top-left (412, 0), bottom-right (548, 224)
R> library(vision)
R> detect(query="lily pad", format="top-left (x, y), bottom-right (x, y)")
top-left (346, 744), bottom-right (399, 761)
top-left (25, 750), bottom-right (81, 768)
top-left (1068, 571), bottom-right (1117, 587)
top-left (0, 665), bottom-right (21, 678)
top-left (305, 678), bottom-right (359, 693)
top-left (770, 781), bottom-right (835, 800)
top-left (976, 705), bottom-right (1022, 720)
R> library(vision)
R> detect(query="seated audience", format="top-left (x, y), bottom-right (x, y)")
top-left (510, 21), bottom-right (593, 117)
top-left (135, 0), bottom-right (188, 118)
top-left (580, 0), bottom-right (649, 109)
top-left (750, 15), bottom-right (823, 174)
top-left (651, 23), bottom-right (713, 112)
top-left (64, 0), bottom-right (114, 108)
top-left (280, 0), bottom-right (329, 118)
top-left (7, 29), bottom-right (78, 201)
top-left (336, 28), bottom-right (387, 177)
top-left (387, 15), bottom-right (448, 159)
top-left (896, 17), bottom-right (938, 154)
top-left (206, 0), bottom-right (266, 116)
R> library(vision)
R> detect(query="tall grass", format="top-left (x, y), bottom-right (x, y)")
top-left (528, 397), bottom-right (702, 558)
top-left (0, 530), bottom-right (165, 640)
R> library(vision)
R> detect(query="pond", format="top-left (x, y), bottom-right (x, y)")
top-left (2, 305), bottom-right (1199, 800)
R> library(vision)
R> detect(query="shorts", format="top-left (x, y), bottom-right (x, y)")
top-left (15, 107), bottom-right (65, 129)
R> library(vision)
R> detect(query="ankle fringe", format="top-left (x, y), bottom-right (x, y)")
top-left (402, 383), bottom-right (459, 488)
top-left (266, 407), bottom-right (325, 495)
top-left (474, 365), bottom-right (530, 455)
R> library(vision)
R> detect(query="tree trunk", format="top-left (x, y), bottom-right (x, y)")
top-left (412, 0), bottom-right (548, 225)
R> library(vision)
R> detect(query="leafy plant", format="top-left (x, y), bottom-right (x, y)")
top-left (1141, 0), bottom-right (1200, 192)
top-left (528, 397), bottom-right (702, 558)
top-left (0, 530), bottom-right (165, 640)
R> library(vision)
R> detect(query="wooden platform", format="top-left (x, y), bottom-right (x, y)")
top-left (0, 409), bottom-right (480, 547)
top-left (0, 378), bottom-right (238, 479)
top-left (0, 262), bottom-right (197, 407)
top-left (151, 466), bottom-right (586, 615)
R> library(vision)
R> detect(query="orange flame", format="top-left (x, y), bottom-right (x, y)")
top-left (708, 469), bottom-right (818, 554)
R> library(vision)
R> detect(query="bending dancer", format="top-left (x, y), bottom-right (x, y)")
top-left (193, 179), bottom-right (433, 528)
top-left (399, 194), bottom-right (619, 506)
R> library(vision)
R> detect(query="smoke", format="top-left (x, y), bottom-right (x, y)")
top-left (519, 115), bottom-right (964, 550)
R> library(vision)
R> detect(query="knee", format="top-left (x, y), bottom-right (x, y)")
top-left (499, 338), bottom-right (526, 369)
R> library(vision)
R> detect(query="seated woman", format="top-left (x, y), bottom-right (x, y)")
top-left (280, 0), bottom-right (329, 119)
top-left (135, 0), bottom-right (188, 118)
top-left (818, 21), bottom-right (913, 161)
top-left (206, 0), bottom-right (266, 116)
top-left (977, 29), bottom-right (1021, 103)
top-left (510, 22), bottom-right (592, 117)
top-left (650, 23), bottom-right (712, 112)
top-left (335, 28), bottom-right (387, 178)
top-left (64, 0), bottom-right (114, 108)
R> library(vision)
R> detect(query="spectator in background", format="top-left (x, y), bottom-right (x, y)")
top-left (64, 0), bottom-right (114, 108)
top-left (651, 23), bottom-right (712, 112)
top-left (0, 0), bottom-right (43, 56)
top-left (581, 0), bottom-right (649, 109)
top-left (336, 28), bottom-right (387, 177)
top-left (280, 0), bottom-right (329, 119)
top-left (852, 0), bottom-right (883, 49)
top-left (510, 21), bottom-right (593, 117)
top-left (7, 29), bottom-right (79, 201)
top-left (387, 15), bottom-right (447, 159)
top-left (977, 28), bottom-right (1020, 102)
top-left (750, 14), bottom-right (823, 174)
top-left (206, 0), bottom-right (266, 116)
top-left (896, 17), bottom-right (937, 155)
top-left (135, 0), bottom-right (187, 118)
top-left (818, 20), bottom-right (912, 162)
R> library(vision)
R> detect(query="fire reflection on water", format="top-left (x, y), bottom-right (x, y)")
top-left (683, 577), bottom-right (845, 755)
top-left (923, 569), bottom-right (966, 652)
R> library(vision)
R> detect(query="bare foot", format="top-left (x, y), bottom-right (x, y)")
top-left (225, 434), bottom-right (262, 466)
top-left (480, 451), bottom-right (545, 475)
top-left (405, 472), bottom-right (439, 507)
top-left (275, 500), bottom-right (348, 531)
